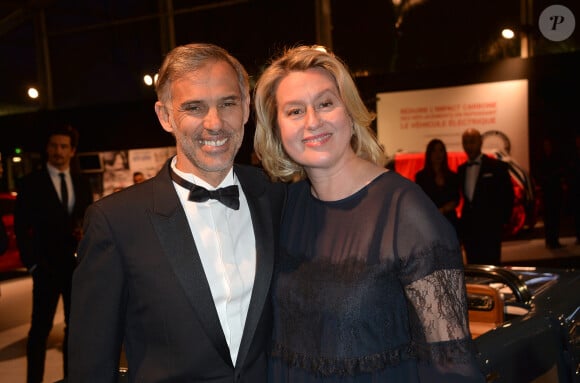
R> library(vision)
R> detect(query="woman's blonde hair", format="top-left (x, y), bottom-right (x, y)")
top-left (254, 45), bottom-right (384, 182)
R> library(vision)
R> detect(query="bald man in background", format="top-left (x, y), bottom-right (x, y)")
top-left (457, 128), bottom-right (514, 265)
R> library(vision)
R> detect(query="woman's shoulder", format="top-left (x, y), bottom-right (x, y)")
top-left (364, 171), bottom-right (426, 203)
top-left (414, 168), bottom-right (429, 183)
top-left (380, 170), bottom-right (419, 188)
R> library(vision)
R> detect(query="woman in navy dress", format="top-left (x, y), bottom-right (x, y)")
top-left (254, 46), bottom-right (485, 382)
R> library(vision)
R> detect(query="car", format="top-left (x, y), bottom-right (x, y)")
top-left (57, 267), bottom-right (578, 383)
top-left (0, 192), bottom-right (24, 273)
top-left (466, 264), bottom-right (580, 383)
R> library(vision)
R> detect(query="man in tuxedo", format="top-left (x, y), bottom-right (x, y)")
top-left (457, 128), bottom-right (514, 265)
top-left (68, 43), bottom-right (285, 383)
top-left (14, 124), bottom-right (94, 383)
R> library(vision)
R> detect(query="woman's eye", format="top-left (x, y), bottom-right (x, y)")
top-left (286, 108), bottom-right (302, 116)
top-left (318, 100), bottom-right (333, 109)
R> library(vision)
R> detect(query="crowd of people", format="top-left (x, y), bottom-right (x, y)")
top-left (4, 41), bottom-right (578, 383)
top-left (415, 131), bottom-right (579, 259)
top-left (415, 129), bottom-right (514, 266)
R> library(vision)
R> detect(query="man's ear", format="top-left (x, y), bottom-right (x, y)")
top-left (155, 101), bottom-right (172, 133)
top-left (242, 96), bottom-right (251, 125)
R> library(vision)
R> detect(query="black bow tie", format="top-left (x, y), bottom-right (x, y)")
top-left (170, 168), bottom-right (240, 210)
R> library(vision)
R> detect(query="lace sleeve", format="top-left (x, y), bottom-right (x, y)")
top-left (405, 267), bottom-right (485, 382)
top-left (406, 268), bottom-right (470, 344)
top-left (397, 184), bottom-right (485, 382)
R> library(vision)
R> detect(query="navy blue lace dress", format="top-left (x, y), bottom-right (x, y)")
top-left (269, 171), bottom-right (485, 382)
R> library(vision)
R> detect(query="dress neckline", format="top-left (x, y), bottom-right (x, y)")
top-left (309, 170), bottom-right (391, 204)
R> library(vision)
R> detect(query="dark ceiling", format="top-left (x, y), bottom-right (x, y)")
top-left (0, 0), bottom-right (320, 114)
top-left (0, 0), bottom-right (578, 116)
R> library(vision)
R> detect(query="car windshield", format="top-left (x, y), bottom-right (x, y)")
top-left (507, 267), bottom-right (559, 297)
top-left (465, 266), bottom-right (560, 307)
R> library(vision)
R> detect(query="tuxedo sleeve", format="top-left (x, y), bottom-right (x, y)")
top-left (68, 203), bottom-right (126, 383)
top-left (498, 162), bottom-right (515, 224)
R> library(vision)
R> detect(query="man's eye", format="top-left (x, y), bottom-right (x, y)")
top-left (220, 100), bottom-right (238, 108)
top-left (183, 104), bottom-right (205, 114)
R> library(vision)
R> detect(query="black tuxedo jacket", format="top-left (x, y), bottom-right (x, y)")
top-left (14, 165), bottom-right (94, 271)
top-left (457, 154), bottom-right (514, 242)
top-left (68, 161), bottom-right (286, 383)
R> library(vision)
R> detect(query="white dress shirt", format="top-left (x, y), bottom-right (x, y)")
top-left (47, 162), bottom-right (75, 213)
top-left (171, 159), bottom-right (256, 365)
top-left (465, 154), bottom-right (482, 202)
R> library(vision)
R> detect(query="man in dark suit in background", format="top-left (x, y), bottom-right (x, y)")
top-left (458, 128), bottom-right (514, 265)
top-left (68, 43), bottom-right (285, 383)
top-left (14, 124), bottom-right (94, 383)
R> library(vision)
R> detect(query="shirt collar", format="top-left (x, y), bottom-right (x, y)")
top-left (170, 156), bottom-right (237, 190)
top-left (467, 154), bottom-right (483, 164)
top-left (46, 162), bottom-right (70, 177)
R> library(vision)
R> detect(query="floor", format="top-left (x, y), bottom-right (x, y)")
top-left (0, 221), bottom-right (578, 383)
top-left (0, 276), bottom-right (64, 383)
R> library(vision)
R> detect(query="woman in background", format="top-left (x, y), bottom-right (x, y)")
top-left (415, 138), bottom-right (460, 232)
top-left (254, 45), bottom-right (484, 382)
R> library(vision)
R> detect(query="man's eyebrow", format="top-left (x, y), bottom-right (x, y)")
top-left (179, 99), bottom-right (202, 105)
top-left (178, 95), bottom-right (240, 107)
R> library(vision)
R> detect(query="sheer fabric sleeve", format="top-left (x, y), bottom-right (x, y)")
top-left (395, 185), bottom-right (485, 383)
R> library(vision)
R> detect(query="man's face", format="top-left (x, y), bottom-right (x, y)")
top-left (155, 60), bottom-right (249, 186)
top-left (46, 134), bottom-right (76, 170)
top-left (462, 132), bottom-right (482, 161)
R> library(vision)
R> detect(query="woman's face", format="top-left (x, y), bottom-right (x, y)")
top-left (430, 142), bottom-right (445, 165)
top-left (275, 68), bottom-right (354, 175)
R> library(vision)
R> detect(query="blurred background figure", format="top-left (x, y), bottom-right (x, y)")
top-left (568, 134), bottom-right (580, 245)
top-left (415, 138), bottom-right (460, 232)
top-left (536, 137), bottom-right (566, 249)
top-left (0, 157), bottom-right (7, 256)
top-left (458, 128), bottom-right (514, 265)
top-left (14, 124), bottom-right (94, 383)
top-left (132, 171), bottom-right (145, 184)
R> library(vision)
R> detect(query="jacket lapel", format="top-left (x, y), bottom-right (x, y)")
top-left (41, 168), bottom-right (62, 206)
top-left (233, 165), bottom-right (275, 367)
top-left (149, 161), bottom-right (232, 366)
top-left (472, 155), bottom-right (490, 202)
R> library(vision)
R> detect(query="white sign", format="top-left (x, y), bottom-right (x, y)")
top-left (376, 79), bottom-right (529, 171)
